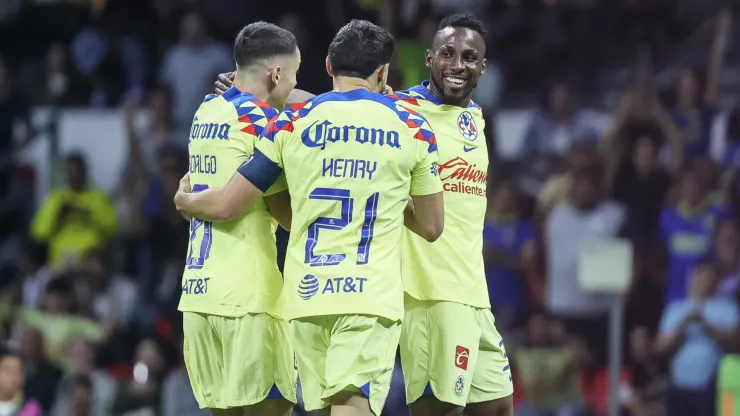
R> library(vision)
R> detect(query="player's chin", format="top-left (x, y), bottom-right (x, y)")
top-left (442, 87), bottom-right (471, 101)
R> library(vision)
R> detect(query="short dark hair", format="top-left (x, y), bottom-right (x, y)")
top-left (328, 19), bottom-right (395, 79)
top-left (65, 152), bottom-right (87, 172)
top-left (233, 22), bottom-right (298, 68)
top-left (437, 14), bottom-right (487, 37)
top-left (45, 276), bottom-right (75, 296)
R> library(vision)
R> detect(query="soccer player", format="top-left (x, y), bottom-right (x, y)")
top-left (179, 22), bottom-right (301, 416)
top-left (174, 19), bottom-right (445, 416)
top-left (389, 15), bottom-right (515, 416)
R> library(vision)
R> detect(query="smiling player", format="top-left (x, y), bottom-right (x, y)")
top-left (389, 14), bottom-right (514, 416)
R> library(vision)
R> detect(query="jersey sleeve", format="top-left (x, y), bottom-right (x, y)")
top-left (237, 111), bottom-right (291, 193)
top-left (407, 113), bottom-right (443, 196)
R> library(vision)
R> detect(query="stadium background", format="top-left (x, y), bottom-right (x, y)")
top-left (1, 0), bottom-right (740, 415)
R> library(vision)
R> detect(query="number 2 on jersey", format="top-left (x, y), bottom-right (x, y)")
top-left (185, 184), bottom-right (213, 269)
top-left (305, 187), bottom-right (379, 267)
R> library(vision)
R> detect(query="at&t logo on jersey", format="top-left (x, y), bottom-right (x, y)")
top-left (298, 275), bottom-right (368, 300)
top-left (298, 274), bottom-right (320, 300)
top-left (458, 111), bottom-right (478, 141)
top-left (455, 345), bottom-right (470, 370)
top-left (438, 157), bottom-right (487, 197)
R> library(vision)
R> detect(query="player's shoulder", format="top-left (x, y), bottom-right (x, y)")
top-left (283, 89), bottom-right (418, 126)
top-left (209, 86), bottom-right (279, 121)
top-left (393, 81), bottom-right (483, 111)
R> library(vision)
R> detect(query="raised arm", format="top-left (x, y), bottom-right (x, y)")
top-left (706, 7), bottom-right (732, 105)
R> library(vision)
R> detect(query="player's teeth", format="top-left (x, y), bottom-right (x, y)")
top-left (445, 77), bottom-right (466, 85)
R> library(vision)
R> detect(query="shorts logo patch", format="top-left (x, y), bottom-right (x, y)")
top-left (454, 375), bottom-right (465, 396)
top-left (455, 345), bottom-right (469, 370)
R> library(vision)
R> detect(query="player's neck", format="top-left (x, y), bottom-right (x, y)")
top-left (233, 73), bottom-right (271, 104)
top-left (333, 77), bottom-right (375, 93)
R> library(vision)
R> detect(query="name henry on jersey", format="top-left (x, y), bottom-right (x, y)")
top-left (438, 156), bottom-right (486, 197)
top-left (301, 120), bottom-right (401, 150)
top-left (190, 117), bottom-right (231, 141)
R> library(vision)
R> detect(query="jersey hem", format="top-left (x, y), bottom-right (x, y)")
top-left (284, 309), bottom-right (403, 323)
top-left (402, 291), bottom-right (491, 310)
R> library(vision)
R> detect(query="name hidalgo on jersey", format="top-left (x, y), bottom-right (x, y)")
top-left (437, 156), bottom-right (486, 197)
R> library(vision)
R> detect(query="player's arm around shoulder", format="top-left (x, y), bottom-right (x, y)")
top-left (403, 111), bottom-right (444, 242)
top-left (173, 170), bottom-right (263, 222)
top-left (263, 187), bottom-right (292, 231)
top-left (174, 112), bottom-right (290, 222)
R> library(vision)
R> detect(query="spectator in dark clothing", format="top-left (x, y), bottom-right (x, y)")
top-left (20, 327), bottom-right (63, 412)
top-left (612, 127), bottom-right (672, 249)
top-left (625, 327), bottom-right (668, 416)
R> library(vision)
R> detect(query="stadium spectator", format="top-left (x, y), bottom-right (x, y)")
top-left (159, 11), bottom-right (231, 129)
top-left (665, 8), bottom-right (731, 163)
top-left (624, 327), bottom-right (668, 416)
top-left (30, 153), bottom-right (117, 268)
top-left (18, 241), bottom-right (52, 309)
top-left (656, 262), bottom-right (740, 416)
top-left (611, 128), bottom-right (672, 249)
top-left (23, 43), bottom-right (88, 107)
top-left (51, 339), bottom-right (116, 416)
top-left (0, 347), bottom-right (43, 416)
top-left (17, 277), bottom-right (104, 369)
top-left (79, 250), bottom-right (137, 329)
top-left (111, 339), bottom-right (166, 416)
top-left (536, 142), bottom-right (600, 218)
top-left (513, 310), bottom-right (584, 416)
top-left (160, 336), bottom-right (206, 416)
top-left (484, 177), bottom-right (536, 331)
top-left (659, 169), bottom-right (730, 303)
top-left (19, 327), bottom-right (63, 412)
top-left (544, 164), bottom-right (626, 366)
top-left (52, 373), bottom-right (94, 416)
top-left (520, 82), bottom-right (601, 186)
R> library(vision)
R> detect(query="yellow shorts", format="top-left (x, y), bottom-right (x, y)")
top-left (182, 312), bottom-right (297, 409)
top-left (399, 294), bottom-right (513, 407)
top-left (290, 315), bottom-right (401, 416)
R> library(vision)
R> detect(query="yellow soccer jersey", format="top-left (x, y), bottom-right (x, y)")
top-left (390, 82), bottom-right (490, 308)
top-left (238, 88), bottom-right (442, 322)
top-left (178, 87), bottom-right (287, 318)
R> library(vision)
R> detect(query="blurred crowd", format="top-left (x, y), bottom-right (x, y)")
top-left (1, 0), bottom-right (740, 415)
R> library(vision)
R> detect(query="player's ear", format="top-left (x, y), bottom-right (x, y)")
top-left (270, 65), bottom-right (282, 87)
top-left (325, 56), bottom-right (334, 77)
top-left (377, 63), bottom-right (389, 86)
top-left (425, 50), bottom-right (432, 68)
top-left (480, 57), bottom-right (487, 76)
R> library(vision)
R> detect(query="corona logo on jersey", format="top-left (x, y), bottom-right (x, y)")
top-left (437, 157), bottom-right (486, 197)
top-left (190, 116), bottom-right (231, 141)
top-left (457, 111), bottom-right (478, 141)
top-left (301, 120), bottom-right (401, 150)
